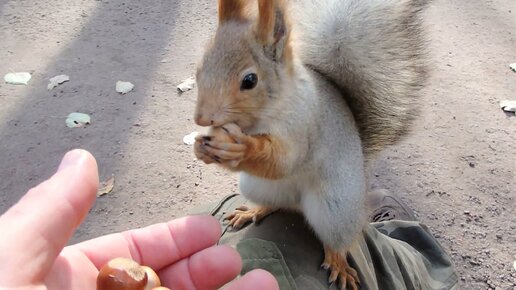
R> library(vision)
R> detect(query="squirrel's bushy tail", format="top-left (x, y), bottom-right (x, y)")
top-left (292, 0), bottom-right (429, 156)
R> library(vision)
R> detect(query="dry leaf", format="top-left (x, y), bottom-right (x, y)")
top-left (48, 75), bottom-right (70, 90)
top-left (4, 72), bottom-right (31, 85)
top-left (183, 131), bottom-right (199, 145)
top-left (500, 100), bottom-right (516, 115)
top-left (66, 112), bottom-right (91, 128)
top-left (97, 175), bottom-right (115, 197)
top-left (177, 77), bottom-right (195, 92)
top-left (116, 81), bottom-right (134, 94)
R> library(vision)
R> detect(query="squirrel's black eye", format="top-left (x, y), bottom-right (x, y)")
top-left (240, 73), bottom-right (258, 90)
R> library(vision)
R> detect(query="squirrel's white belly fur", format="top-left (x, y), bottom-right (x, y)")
top-left (239, 173), bottom-right (302, 209)
top-left (240, 69), bottom-right (367, 250)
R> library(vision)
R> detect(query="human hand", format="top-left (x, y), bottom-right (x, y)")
top-left (0, 149), bottom-right (279, 290)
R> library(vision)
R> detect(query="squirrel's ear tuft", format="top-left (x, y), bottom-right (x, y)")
top-left (256, 0), bottom-right (290, 62)
top-left (256, 0), bottom-right (275, 43)
top-left (218, 0), bottom-right (246, 24)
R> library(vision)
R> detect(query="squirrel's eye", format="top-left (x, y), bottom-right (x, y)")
top-left (240, 73), bottom-right (258, 90)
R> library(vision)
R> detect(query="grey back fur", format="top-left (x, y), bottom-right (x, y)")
top-left (291, 0), bottom-right (430, 156)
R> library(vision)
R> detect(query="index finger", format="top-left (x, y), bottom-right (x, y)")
top-left (70, 215), bottom-right (222, 270)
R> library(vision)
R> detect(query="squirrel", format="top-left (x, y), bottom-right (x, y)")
top-left (193, 0), bottom-right (428, 289)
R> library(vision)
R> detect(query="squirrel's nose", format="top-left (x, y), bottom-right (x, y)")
top-left (195, 114), bottom-right (213, 127)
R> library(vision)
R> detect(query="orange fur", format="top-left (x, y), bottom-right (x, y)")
top-left (225, 205), bottom-right (276, 228)
top-left (256, 0), bottom-right (294, 74)
top-left (218, 0), bottom-right (246, 23)
top-left (239, 134), bottom-right (286, 179)
top-left (257, 0), bottom-right (275, 44)
top-left (284, 29), bottom-right (294, 76)
top-left (323, 246), bottom-right (360, 289)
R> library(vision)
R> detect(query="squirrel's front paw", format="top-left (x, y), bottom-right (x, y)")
top-left (200, 123), bottom-right (250, 169)
top-left (194, 135), bottom-right (219, 164)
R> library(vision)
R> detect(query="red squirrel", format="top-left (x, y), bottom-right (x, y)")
top-left (193, 0), bottom-right (428, 288)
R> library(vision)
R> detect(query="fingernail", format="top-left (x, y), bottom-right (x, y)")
top-left (57, 150), bottom-right (84, 172)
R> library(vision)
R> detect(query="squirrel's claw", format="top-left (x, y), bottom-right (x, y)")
top-left (203, 142), bottom-right (246, 164)
top-left (225, 209), bottom-right (253, 229)
top-left (322, 247), bottom-right (360, 290)
top-left (203, 125), bottom-right (249, 168)
top-left (194, 138), bottom-right (218, 164)
top-left (195, 124), bottom-right (250, 168)
top-left (224, 206), bottom-right (276, 230)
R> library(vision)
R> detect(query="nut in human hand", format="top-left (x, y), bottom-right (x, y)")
top-left (141, 266), bottom-right (161, 290)
top-left (97, 258), bottom-right (162, 290)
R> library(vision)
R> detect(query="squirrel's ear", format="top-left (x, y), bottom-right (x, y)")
top-left (218, 0), bottom-right (246, 24)
top-left (256, 0), bottom-right (290, 62)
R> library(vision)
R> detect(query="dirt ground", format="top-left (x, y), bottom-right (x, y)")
top-left (0, 0), bottom-right (514, 289)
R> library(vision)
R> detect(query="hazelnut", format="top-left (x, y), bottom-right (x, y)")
top-left (208, 126), bottom-right (236, 144)
top-left (97, 258), bottom-right (161, 290)
top-left (141, 266), bottom-right (161, 290)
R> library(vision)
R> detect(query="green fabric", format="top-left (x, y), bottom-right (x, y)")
top-left (237, 238), bottom-right (298, 290)
top-left (192, 194), bottom-right (458, 290)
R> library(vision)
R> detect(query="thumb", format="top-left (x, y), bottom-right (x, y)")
top-left (0, 149), bottom-right (98, 286)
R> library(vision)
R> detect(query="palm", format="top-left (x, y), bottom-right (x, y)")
top-left (45, 250), bottom-right (100, 289)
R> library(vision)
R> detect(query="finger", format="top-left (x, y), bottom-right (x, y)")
top-left (194, 142), bottom-right (216, 164)
top-left (224, 213), bottom-right (236, 221)
top-left (205, 141), bottom-right (246, 152)
top-left (229, 215), bottom-right (239, 225)
top-left (71, 215), bottom-right (222, 271)
top-left (222, 160), bottom-right (241, 168)
top-left (221, 123), bottom-right (248, 144)
top-left (234, 216), bottom-right (248, 229)
top-left (198, 153), bottom-right (217, 164)
top-left (221, 123), bottom-right (242, 136)
top-left (0, 149), bottom-right (98, 285)
top-left (204, 146), bottom-right (244, 160)
top-left (159, 245), bottom-right (241, 290)
top-left (226, 269), bottom-right (279, 290)
top-left (200, 153), bottom-right (218, 164)
top-left (195, 134), bottom-right (212, 142)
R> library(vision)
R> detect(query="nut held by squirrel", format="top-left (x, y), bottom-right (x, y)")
top-left (208, 125), bottom-right (236, 143)
top-left (97, 257), bottom-right (169, 290)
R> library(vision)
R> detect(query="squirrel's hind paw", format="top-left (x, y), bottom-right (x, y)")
top-left (224, 206), bottom-right (275, 230)
top-left (322, 246), bottom-right (360, 290)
